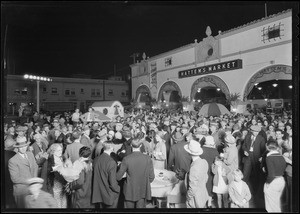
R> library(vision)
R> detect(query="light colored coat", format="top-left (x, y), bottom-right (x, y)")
top-left (8, 152), bottom-right (38, 207)
top-left (186, 158), bottom-right (209, 208)
top-left (228, 180), bottom-right (251, 208)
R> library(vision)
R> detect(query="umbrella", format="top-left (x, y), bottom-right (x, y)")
top-left (94, 111), bottom-right (111, 121)
top-left (198, 103), bottom-right (231, 117)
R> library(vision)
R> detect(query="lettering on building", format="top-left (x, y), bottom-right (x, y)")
top-left (178, 59), bottom-right (242, 79)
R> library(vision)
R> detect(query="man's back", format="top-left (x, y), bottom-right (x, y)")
top-left (117, 152), bottom-right (154, 202)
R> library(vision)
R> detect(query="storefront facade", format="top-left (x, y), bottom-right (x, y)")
top-left (130, 9), bottom-right (292, 105)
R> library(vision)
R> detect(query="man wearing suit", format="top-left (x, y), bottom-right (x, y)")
top-left (242, 124), bottom-right (266, 206)
top-left (64, 131), bottom-right (83, 163)
top-left (80, 126), bottom-right (93, 150)
top-left (4, 137), bottom-right (17, 208)
top-left (167, 132), bottom-right (192, 173)
top-left (92, 141), bottom-right (120, 208)
top-left (8, 136), bottom-right (38, 208)
top-left (117, 138), bottom-right (155, 208)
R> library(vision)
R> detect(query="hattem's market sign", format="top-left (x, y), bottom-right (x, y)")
top-left (178, 59), bottom-right (242, 78)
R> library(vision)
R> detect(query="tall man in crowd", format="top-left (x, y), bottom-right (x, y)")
top-left (92, 141), bottom-right (120, 208)
top-left (8, 136), bottom-right (38, 208)
top-left (117, 138), bottom-right (155, 208)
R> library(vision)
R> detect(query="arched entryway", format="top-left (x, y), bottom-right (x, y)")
top-left (135, 85), bottom-right (151, 101)
top-left (243, 65), bottom-right (292, 101)
top-left (157, 81), bottom-right (182, 101)
top-left (190, 75), bottom-right (230, 101)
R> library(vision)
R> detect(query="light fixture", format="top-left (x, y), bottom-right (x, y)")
top-left (198, 100), bottom-right (201, 102)
top-left (272, 83), bottom-right (278, 87)
top-left (24, 74), bottom-right (29, 79)
top-left (193, 99), bottom-right (196, 102)
top-left (258, 87), bottom-right (262, 90)
top-left (197, 88), bottom-right (201, 92)
top-left (254, 83), bottom-right (258, 86)
top-left (289, 85), bottom-right (292, 89)
top-left (216, 88), bottom-right (220, 91)
top-left (264, 98), bottom-right (268, 101)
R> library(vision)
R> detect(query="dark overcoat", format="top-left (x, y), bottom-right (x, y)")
top-left (92, 153), bottom-right (120, 205)
top-left (116, 151), bottom-right (155, 201)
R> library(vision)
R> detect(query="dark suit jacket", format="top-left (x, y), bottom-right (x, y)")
top-left (31, 142), bottom-right (47, 166)
top-left (92, 153), bottom-right (120, 205)
top-left (8, 152), bottom-right (38, 196)
top-left (116, 151), bottom-right (155, 201)
top-left (167, 140), bottom-right (192, 173)
top-left (69, 168), bottom-right (95, 208)
top-left (242, 133), bottom-right (266, 163)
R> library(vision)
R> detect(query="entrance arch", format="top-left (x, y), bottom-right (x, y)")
top-left (157, 81), bottom-right (182, 101)
top-left (243, 64), bottom-right (292, 101)
top-left (135, 85), bottom-right (151, 101)
top-left (190, 75), bottom-right (230, 100)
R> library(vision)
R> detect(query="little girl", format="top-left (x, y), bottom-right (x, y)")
top-left (228, 169), bottom-right (251, 208)
top-left (212, 156), bottom-right (231, 208)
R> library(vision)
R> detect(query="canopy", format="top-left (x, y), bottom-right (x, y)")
top-left (198, 103), bottom-right (231, 117)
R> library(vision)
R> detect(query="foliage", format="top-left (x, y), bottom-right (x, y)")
top-left (181, 96), bottom-right (190, 102)
top-left (227, 92), bottom-right (241, 106)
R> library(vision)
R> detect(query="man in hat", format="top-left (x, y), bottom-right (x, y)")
top-left (24, 177), bottom-right (57, 208)
top-left (4, 137), bottom-right (17, 208)
top-left (209, 121), bottom-right (223, 154)
top-left (64, 130), bottom-right (84, 163)
top-left (117, 138), bottom-right (155, 208)
top-left (8, 136), bottom-right (38, 208)
top-left (94, 129), bottom-right (108, 158)
top-left (168, 132), bottom-right (192, 174)
top-left (184, 140), bottom-right (209, 208)
top-left (117, 129), bottom-right (133, 161)
top-left (15, 125), bottom-right (28, 138)
top-left (200, 136), bottom-right (219, 208)
top-left (242, 124), bottom-right (266, 205)
top-left (188, 119), bottom-right (196, 134)
top-left (80, 126), bottom-right (93, 150)
top-left (92, 141), bottom-right (120, 208)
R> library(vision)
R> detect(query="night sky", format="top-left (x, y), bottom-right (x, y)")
top-left (1, 1), bottom-right (296, 79)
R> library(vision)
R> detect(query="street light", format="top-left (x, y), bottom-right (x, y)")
top-left (24, 74), bottom-right (52, 113)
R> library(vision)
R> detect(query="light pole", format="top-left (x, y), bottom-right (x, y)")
top-left (24, 74), bottom-right (52, 113)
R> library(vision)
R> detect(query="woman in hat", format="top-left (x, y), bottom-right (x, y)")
top-left (46, 143), bottom-right (68, 208)
top-left (185, 140), bottom-right (209, 208)
top-left (223, 134), bottom-right (239, 183)
top-left (152, 131), bottom-right (167, 170)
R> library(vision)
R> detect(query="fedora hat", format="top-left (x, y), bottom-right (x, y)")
top-left (225, 134), bottom-right (236, 144)
top-left (26, 177), bottom-right (44, 186)
top-left (184, 140), bottom-right (203, 156)
top-left (16, 126), bottom-right (28, 132)
top-left (172, 132), bottom-right (184, 142)
top-left (194, 127), bottom-right (208, 135)
top-left (13, 136), bottom-right (30, 148)
top-left (250, 125), bottom-right (261, 132)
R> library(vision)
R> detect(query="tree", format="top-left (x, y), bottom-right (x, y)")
top-left (227, 92), bottom-right (241, 108)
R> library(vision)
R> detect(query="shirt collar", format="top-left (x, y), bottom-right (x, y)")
top-left (267, 150), bottom-right (280, 157)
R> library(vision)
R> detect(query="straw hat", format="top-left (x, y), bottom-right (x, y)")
top-left (184, 140), bottom-right (203, 156)
top-left (225, 134), bottom-right (236, 144)
top-left (250, 125), bottom-right (261, 132)
top-left (15, 126), bottom-right (28, 132)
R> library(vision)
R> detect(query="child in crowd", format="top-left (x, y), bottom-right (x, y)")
top-left (228, 169), bottom-right (251, 208)
top-left (212, 156), bottom-right (231, 208)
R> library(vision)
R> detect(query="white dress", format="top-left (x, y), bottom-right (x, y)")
top-left (213, 166), bottom-right (228, 194)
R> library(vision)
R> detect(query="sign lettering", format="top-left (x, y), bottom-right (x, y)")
top-left (178, 59), bottom-right (242, 78)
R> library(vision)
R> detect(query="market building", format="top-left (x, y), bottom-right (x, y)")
top-left (130, 9), bottom-right (292, 110)
top-left (5, 74), bottom-right (130, 114)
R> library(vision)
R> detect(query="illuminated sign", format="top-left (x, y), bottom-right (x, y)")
top-left (178, 59), bottom-right (242, 78)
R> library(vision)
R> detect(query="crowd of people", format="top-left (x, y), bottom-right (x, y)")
top-left (3, 106), bottom-right (293, 211)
